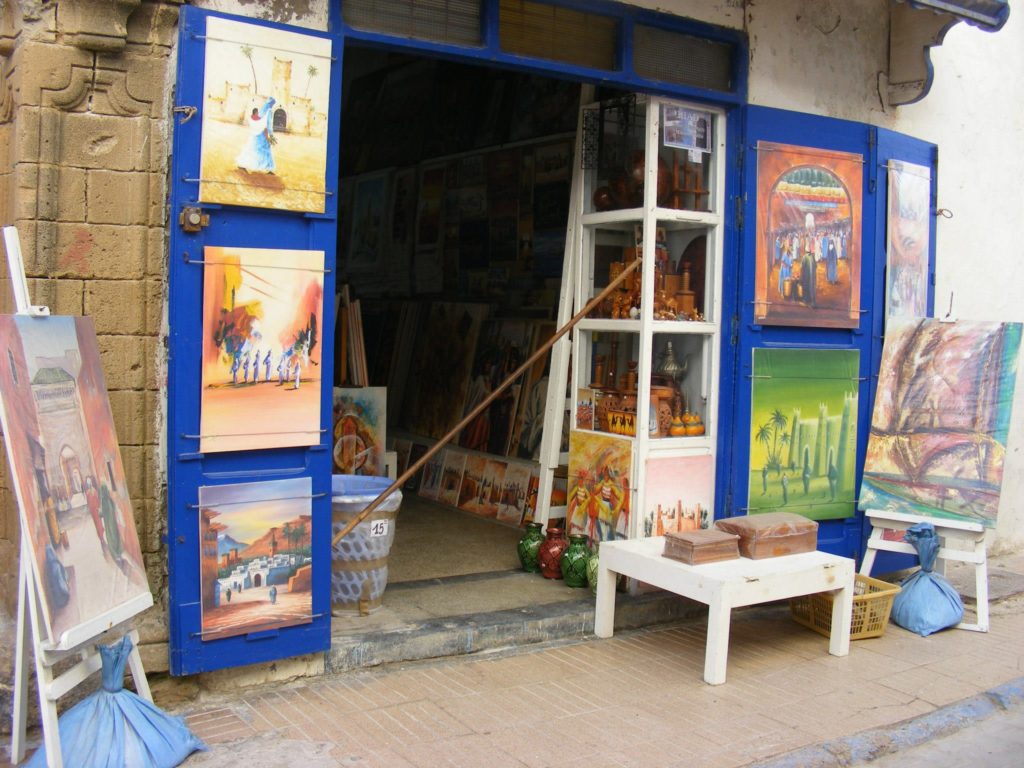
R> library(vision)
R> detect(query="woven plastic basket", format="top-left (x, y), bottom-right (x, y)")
top-left (789, 574), bottom-right (901, 640)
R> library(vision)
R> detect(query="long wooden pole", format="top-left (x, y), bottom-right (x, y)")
top-left (331, 256), bottom-right (642, 547)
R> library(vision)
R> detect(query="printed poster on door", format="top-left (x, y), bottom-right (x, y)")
top-left (198, 478), bottom-right (313, 641)
top-left (199, 16), bottom-right (332, 213)
top-left (748, 348), bottom-right (859, 521)
top-left (885, 159), bottom-right (931, 320)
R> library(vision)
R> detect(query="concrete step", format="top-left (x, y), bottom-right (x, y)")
top-left (325, 569), bottom-right (705, 673)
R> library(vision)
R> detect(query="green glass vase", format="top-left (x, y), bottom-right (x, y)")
top-left (516, 522), bottom-right (545, 573)
top-left (586, 545), bottom-right (601, 594)
top-left (560, 534), bottom-right (591, 588)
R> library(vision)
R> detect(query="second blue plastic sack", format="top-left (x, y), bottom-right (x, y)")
top-left (890, 522), bottom-right (964, 637)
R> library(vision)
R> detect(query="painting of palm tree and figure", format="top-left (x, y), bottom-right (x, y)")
top-left (199, 478), bottom-right (313, 640)
top-left (748, 348), bottom-right (859, 521)
top-left (199, 16), bottom-right (332, 213)
top-left (200, 246), bottom-right (324, 453)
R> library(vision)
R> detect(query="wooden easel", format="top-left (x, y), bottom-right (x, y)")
top-left (859, 508), bottom-right (989, 632)
top-left (3, 226), bottom-right (154, 767)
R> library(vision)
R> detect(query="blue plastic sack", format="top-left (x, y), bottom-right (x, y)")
top-left (890, 522), bottom-right (964, 637)
top-left (27, 635), bottom-right (205, 767)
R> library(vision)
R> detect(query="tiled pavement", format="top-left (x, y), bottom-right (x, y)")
top-left (8, 554), bottom-right (1024, 767)
top-left (175, 589), bottom-right (1024, 767)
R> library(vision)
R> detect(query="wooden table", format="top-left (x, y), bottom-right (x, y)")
top-left (594, 537), bottom-right (855, 684)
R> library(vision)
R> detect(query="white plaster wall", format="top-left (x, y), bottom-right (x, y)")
top-left (193, 0), bottom-right (329, 30)
top-left (636, 0), bottom-right (892, 123)
top-left (890, 13), bottom-right (1024, 553)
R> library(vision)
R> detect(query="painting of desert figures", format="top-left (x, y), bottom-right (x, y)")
top-left (748, 348), bottom-right (859, 521)
top-left (199, 478), bottom-right (313, 640)
top-left (0, 316), bottom-right (150, 645)
top-left (754, 142), bottom-right (863, 328)
top-left (200, 16), bottom-right (332, 212)
top-left (201, 246), bottom-right (324, 453)
top-left (567, 430), bottom-right (632, 543)
top-left (861, 318), bottom-right (1022, 527)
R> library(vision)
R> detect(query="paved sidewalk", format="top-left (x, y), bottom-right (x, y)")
top-left (171, 571), bottom-right (1024, 767)
top-left (9, 555), bottom-right (1023, 767)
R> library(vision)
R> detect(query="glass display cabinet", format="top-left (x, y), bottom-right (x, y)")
top-left (539, 93), bottom-right (726, 540)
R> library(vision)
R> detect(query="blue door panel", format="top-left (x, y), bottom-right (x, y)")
top-left (860, 127), bottom-right (938, 574)
top-left (728, 107), bottom-right (936, 564)
top-left (166, 6), bottom-right (340, 676)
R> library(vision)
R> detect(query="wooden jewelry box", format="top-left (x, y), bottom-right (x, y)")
top-left (663, 529), bottom-right (741, 565)
top-left (714, 512), bottom-right (818, 559)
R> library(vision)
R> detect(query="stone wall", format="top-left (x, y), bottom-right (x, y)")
top-left (0, 0), bottom-right (182, 723)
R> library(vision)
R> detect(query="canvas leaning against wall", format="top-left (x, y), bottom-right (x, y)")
top-left (860, 318), bottom-right (1022, 527)
top-left (754, 142), bottom-right (863, 328)
top-left (198, 478), bottom-right (313, 641)
top-left (0, 315), bottom-right (150, 645)
top-left (201, 246), bottom-right (324, 453)
top-left (199, 16), bottom-right (332, 213)
top-left (332, 386), bottom-right (385, 476)
top-left (748, 348), bottom-right (859, 521)
top-left (885, 159), bottom-right (931, 320)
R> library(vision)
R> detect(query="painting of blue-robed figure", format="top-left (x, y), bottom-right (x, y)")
top-left (199, 16), bottom-right (332, 213)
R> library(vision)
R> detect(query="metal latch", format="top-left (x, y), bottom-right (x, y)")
top-left (179, 206), bottom-right (209, 233)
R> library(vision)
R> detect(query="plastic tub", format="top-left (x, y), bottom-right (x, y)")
top-left (331, 475), bottom-right (402, 616)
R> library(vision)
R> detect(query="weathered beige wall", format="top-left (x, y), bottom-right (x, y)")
top-left (0, 0), bottom-right (182, 724)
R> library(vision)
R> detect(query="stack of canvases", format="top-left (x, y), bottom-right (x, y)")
top-left (372, 304), bottom-right (560, 527)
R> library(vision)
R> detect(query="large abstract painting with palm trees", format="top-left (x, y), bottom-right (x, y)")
top-left (860, 318), bottom-right (1021, 527)
top-left (748, 348), bottom-right (859, 521)
top-left (199, 16), bottom-right (332, 213)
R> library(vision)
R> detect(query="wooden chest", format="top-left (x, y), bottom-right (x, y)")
top-left (714, 512), bottom-right (818, 559)
top-left (663, 529), bottom-right (740, 565)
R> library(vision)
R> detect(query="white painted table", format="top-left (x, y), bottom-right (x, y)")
top-left (594, 537), bottom-right (855, 685)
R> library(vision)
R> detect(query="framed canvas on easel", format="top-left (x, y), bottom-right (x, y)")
top-left (859, 316), bottom-right (1022, 632)
top-left (2, 227), bottom-right (154, 767)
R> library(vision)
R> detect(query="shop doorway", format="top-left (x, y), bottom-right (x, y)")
top-left (334, 46), bottom-right (588, 604)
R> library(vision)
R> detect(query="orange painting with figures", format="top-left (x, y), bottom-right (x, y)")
top-left (201, 246), bottom-right (324, 453)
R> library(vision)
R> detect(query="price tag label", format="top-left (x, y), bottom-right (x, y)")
top-left (369, 519), bottom-right (389, 537)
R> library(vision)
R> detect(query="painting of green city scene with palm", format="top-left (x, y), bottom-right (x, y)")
top-left (748, 348), bottom-right (859, 520)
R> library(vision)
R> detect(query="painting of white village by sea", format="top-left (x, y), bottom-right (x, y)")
top-left (199, 478), bottom-right (313, 640)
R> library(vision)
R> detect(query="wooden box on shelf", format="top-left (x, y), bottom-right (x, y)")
top-left (663, 529), bottom-right (740, 565)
